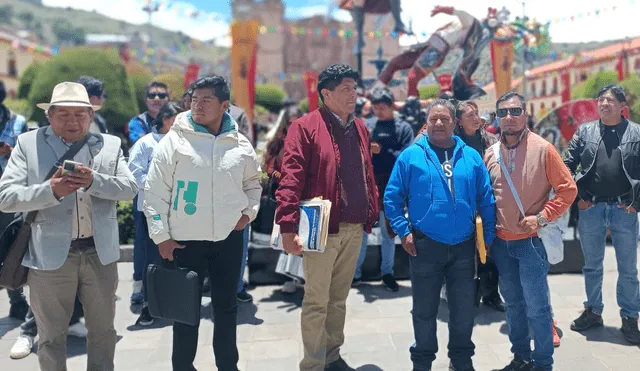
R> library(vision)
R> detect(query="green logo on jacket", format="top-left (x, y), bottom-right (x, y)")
top-left (173, 180), bottom-right (199, 215)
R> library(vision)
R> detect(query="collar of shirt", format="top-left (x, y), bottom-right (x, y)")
top-left (187, 111), bottom-right (235, 135)
top-left (330, 110), bottom-right (355, 129)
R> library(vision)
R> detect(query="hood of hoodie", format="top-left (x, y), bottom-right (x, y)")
top-left (172, 110), bottom-right (238, 138)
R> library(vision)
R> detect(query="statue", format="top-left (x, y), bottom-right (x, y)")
top-left (369, 6), bottom-right (513, 100)
top-left (339, 0), bottom-right (411, 53)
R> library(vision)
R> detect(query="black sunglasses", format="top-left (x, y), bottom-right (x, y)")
top-left (147, 92), bottom-right (168, 99)
top-left (496, 107), bottom-right (524, 118)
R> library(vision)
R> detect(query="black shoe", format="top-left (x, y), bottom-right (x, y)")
top-left (9, 301), bottom-right (29, 321)
top-left (570, 307), bottom-right (603, 331)
top-left (202, 277), bottom-right (211, 293)
top-left (382, 274), bottom-right (399, 292)
top-left (351, 278), bottom-right (361, 287)
top-left (621, 316), bottom-right (640, 344)
top-left (237, 289), bottom-right (253, 303)
top-left (136, 306), bottom-right (154, 327)
top-left (449, 361), bottom-right (475, 371)
top-left (325, 357), bottom-right (355, 371)
top-left (495, 355), bottom-right (532, 371)
top-left (483, 293), bottom-right (505, 312)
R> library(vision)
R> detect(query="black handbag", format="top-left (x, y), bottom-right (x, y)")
top-left (252, 179), bottom-right (277, 234)
top-left (146, 259), bottom-right (201, 326)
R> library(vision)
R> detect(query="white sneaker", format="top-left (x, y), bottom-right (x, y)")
top-left (68, 322), bottom-right (88, 338)
top-left (9, 335), bottom-right (33, 359)
top-left (281, 281), bottom-right (297, 294)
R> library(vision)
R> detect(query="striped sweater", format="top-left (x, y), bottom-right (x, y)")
top-left (484, 132), bottom-right (577, 241)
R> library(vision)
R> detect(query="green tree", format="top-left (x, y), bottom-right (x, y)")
top-left (28, 47), bottom-right (138, 131)
top-left (17, 61), bottom-right (42, 99)
top-left (571, 71), bottom-right (618, 99)
top-left (52, 19), bottom-right (86, 45)
top-left (0, 5), bottom-right (13, 23)
top-left (255, 84), bottom-right (286, 112)
top-left (418, 85), bottom-right (440, 99)
top-left (620, 75), bottom-right (640, 123)
top-left (18, 11), bottom-right (34, 29)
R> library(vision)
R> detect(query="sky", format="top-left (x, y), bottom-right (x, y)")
top-left (41, 0), bottom-right (640, 47)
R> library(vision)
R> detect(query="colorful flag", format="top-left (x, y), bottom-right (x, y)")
top-left (303, 71), bottom-right (319, 112)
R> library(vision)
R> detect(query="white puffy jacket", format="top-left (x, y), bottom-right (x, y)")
top-left (143, 110), bottom-right (262, 244)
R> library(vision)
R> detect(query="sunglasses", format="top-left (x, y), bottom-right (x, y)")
top-left (496, 107), bottom-right (523, 118)
top-left (147, 92), bottom-right (168, 99)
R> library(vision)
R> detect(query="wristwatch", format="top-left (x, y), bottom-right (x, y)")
top-left (536, 213), bottom-right (548, 227)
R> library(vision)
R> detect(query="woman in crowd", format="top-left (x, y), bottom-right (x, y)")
top-left (263, 105), bottom-right (303, 293)
top-left (128, 101), bottom-right (184, 326)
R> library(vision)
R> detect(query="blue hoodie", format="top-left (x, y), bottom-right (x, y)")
top-left (384, 135), bottom-right (496, 246)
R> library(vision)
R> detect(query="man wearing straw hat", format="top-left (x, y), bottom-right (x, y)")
top-left (0, 82), bottom-right (138, 370)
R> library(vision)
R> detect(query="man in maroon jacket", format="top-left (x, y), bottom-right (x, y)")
top-left (276, 64), bottom-right (379, 371)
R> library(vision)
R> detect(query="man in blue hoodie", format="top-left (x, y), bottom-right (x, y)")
top-left (384, 99), bottom-right (496, 371)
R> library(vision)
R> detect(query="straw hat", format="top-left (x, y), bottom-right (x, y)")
top-left (37, 82), bottom-right (102, 111)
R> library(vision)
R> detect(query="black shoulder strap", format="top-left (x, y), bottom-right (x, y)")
top-left (25, 134), bottom-right (91, 224)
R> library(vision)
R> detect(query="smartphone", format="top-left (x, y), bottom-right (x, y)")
top-left (61, 160), bottom-right (83, 176)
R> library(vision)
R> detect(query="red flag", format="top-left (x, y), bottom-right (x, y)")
top-left (437, 73), bottom-right (452, 92)
top-left (616, 51), bottom-right (629, 82)
top-left (560, 70), bottom-right (571, 103)
top-left (184, 63), bottom-right (200, 91)
top-left (304, 71), bottom-right (319, 112)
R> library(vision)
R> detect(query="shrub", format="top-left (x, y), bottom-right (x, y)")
top-left (117, 200), bottom-right (135, 244)
top-left (418, 85), bottom-right (441, 99)
top-left (17, 61), bottom-right (42, 99)
top-left (3, 98), bottom-right (32, 119)
top-left (126, 61), bottom-right (153, 115)
top-left (27, 47), bottom-right (138, 130)
top-left (255, 84), bottom-right (286, 112)
top-left (155, 72), bottom-right (185, 101)
top-left (620, 75), bottom-right (640, 123)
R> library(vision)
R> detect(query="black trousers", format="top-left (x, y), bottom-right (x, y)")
top-left (172, 231), bottom-right (244, 371)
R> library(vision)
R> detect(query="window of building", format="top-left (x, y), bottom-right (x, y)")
top-left (8, 50), bottom-right (18, 78)
top-left (541, 79), bottom-right (547, 96)
top-left (552, 77), bottom-right (558, 95)
top-left (530, 103), bottom-right (535, 116)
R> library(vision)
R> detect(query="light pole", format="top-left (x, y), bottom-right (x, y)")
top-left (142, 1), bottom-right (159, 47)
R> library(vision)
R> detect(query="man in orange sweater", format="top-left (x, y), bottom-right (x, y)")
top-left (484, 92), bottom-right (577, 371)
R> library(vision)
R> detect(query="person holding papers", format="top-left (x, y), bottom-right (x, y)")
top-left (275, 64), bottom-right (379, 371)
top-left (384, 99), bottom-right (496, 371)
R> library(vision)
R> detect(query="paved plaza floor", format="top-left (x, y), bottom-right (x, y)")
top-left (1, 246), bottom-right (640, 371)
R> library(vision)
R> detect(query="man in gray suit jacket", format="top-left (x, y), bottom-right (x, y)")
top-left (0, 82), bottom-right (138, 371)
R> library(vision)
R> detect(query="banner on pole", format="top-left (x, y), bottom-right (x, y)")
top-left (184, 63), bottom-right (200, 90)
top-left (489, 40), bottom-right (515, 99)
top-left (231, 20), bottom-right (260, 144)
top-left (303, 71), bottom-right (319, 112)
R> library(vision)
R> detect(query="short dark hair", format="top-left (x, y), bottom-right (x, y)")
top-left (370, 87), bottom-right (395, 106)
top-left (597, 84), bottom-right (627, 103)
top-left (496, 91), bottom-right (526, 110)
top-left (76, 76), bottom-right (104, 98)
top-left (153, 102), bottom-right (184, 130)
top-left (145, 81), bottom-right (169, 95)
top-left (317, 64), bottom-right (360, 102)
top-left (455, 101), bottom-right (479, 119)
top-left (191, 75), bottom-right (231, 103)
top-left (0, 80), bottom-right (5, 104)
top-left (425, 99), bottom-right (456, 119)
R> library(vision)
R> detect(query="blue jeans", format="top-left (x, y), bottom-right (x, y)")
top-left (237, 225), bottom-right (249, 293)
top-left (354, 211), bottom-right (395, 279)
top-left (578, 202), bottom-right (640, 319)
top-left (409, 230), bottom-right (477, 371)
top-left (490, 237), bottom-right (553, 371)
top-left (139, 217), bottom-right (162, 304)
top-left (132, 196), bottom-right (146, 282)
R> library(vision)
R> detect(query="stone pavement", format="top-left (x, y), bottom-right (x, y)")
top-left (1, 246), bottom-right (640, 371)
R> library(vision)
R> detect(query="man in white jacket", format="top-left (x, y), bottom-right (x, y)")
top-left (143, 76), bottom-right (262, 371)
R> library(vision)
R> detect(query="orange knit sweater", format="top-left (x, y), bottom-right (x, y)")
top-left (484, 132), bottom-right (577, 241)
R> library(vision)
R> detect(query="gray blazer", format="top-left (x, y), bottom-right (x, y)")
top-left (0, 127), bottom-right (138, 270)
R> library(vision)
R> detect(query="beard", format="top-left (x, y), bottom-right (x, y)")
top-left (502, 127), bottom-right (526, 137)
